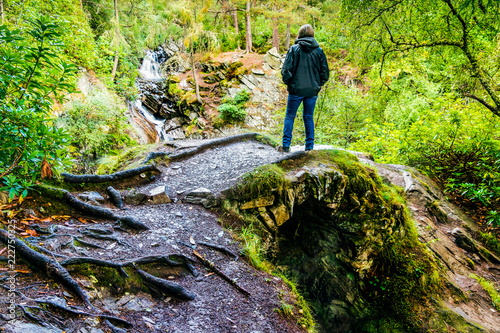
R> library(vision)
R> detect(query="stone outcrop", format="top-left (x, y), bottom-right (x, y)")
top-left (223, 150), bottom-right (500, 332)
top-left (263, 47), bottom-right (283, 70)
top-left (184, 187), bottom-right (217, 208)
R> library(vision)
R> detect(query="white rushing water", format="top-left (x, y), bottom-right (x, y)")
top-left (133, 99), bottom-right (167, 142)
top-left (138, 51), bottom-right (164, 80)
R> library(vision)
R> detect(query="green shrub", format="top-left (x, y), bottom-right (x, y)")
top-left (352, 95), bottom-right (500, 225)
top-left (217, 90), bottom-right (250, 123)
top-left (58, 90), bottom-right (135, 166)
top-left (0, 17), bottom-right (77, 200)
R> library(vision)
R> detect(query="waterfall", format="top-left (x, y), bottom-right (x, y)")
top-left (132, 48), bottom-right (171, 142)
top-left (133, 99), bottom-right (168, 142)
top-left (138, 50), bottom-right (164, 80)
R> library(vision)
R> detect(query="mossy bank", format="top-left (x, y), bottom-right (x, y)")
top-left (222, 149), bottom-right (487, 332)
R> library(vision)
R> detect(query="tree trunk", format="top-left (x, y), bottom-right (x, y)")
top-left (110, 0), bottom-right (120, 81)
top-left (272, 8), bottom-right (279, 53)
top-left (181, 27), bottom-right (186, 53)
top-left (79, 0), bottom-right (83, 11)
top-left (245, 1), bottom-right (252, 53)
top-left (1, 0), bottom-right (4, 25)
top-left (285, 23), bottom-right (291, 50)
top-left (232, 7), bottom-right (239, 35)
top-left (191, 51), bottom-right (202, 105)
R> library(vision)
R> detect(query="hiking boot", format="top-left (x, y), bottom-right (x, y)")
top-left (283, 146), bottom-right (290, 153)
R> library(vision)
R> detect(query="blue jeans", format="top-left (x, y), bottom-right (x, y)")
top-left (282, 94), bottom-right (318, 150)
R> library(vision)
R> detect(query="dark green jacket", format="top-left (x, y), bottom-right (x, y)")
top-left (281, 37), bottom-right (330, 97)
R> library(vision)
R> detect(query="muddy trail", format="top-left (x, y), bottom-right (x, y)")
top-left (0, 134), bottom-right (307, 333)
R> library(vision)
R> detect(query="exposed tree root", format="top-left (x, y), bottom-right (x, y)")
top-left (143, 132), bottom-right (260, 164)
top-left (62, 190), bottom-right (149, 230)
top-left (107, 186), bottom-right (124, 209)
top-left (198, 241), bottom-right (239, 260)
top-left (85, 227), bottom-right (113, 235)
top-left (193, 250), bottom-right (250, 297)
top-left (80, 230), bottom-right (132, 247)
top-left (272, 151), bottom-right (308, 165)
top-left (18, 304), bottom-right (45, 325)
top-left (143, 151), bottom-right (173, 164)
top-left (61, 257), bottom-right (129, 277)
top-left (61, 254), bottom-right (198, 277)
top-left (33, 298), bottom-right (133, 328)
top-left (61, 164), bottom-right (159, 184)
top-left (36, 186), bottom-right (150, 231)
top-left (135, 268), bottom-right (195, 300)
top-left (0, 229), bottom-right (92, 308)
top-left (73, 236), bottom-right (104, 249)
top-left (30, 244), bottom-right (68, 259)
top-left (60, 254), bottom-right (197, 301)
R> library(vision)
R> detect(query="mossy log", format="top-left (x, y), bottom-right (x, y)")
top-left (143, 132), bottom-right (261, 164)
top-left (61, 164), bottom-right (159, 183)
top-left (0, 229), bottom-right (92, 308)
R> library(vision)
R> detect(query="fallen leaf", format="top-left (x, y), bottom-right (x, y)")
top-left (0, 268), bottom-right (8, 271)
top-left (41, 158), bottom-right (53, 179)
top-left (25, 229), bottom-right (38, 237)
top-left (51, 215), bottom-right (71, 221)
top-left (40, 217), bottom-right (53, 223)
top-left (15, 270), bottom-right (30, 274)
top-left (190, 235), bottom-right (196, 245)
top-left (77, 217), bottom-right (88, 224)
top-left (0, 247), bottom-right (6, 255)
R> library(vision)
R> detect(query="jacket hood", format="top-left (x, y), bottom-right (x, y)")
top-left (295, 37), bottom-right (319, 53)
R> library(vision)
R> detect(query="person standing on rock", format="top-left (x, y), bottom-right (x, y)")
top-left (281, 24), bottom-right (329, 152)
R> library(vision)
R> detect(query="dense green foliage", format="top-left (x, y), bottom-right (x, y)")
top-left (286, 0), bottom-right (500, 228)
top-left (217, 89), bottom-right (250, 123)
top-left (0, 0), bottom-right (498, 331)
top-left (0, 18), bottom-right (77, 199)
top-left (58, 90), bottom-right (135, 172)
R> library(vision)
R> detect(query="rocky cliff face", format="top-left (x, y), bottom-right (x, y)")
top-left (224, 148), bottom-right (500, 332)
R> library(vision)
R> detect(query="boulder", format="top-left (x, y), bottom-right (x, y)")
top-left (184, 188), bottom-right (218, 208)
top-left (240, 196), bottom-right (275, 210)
top-left (240, 75), bottom-right (257, 90)
top-left (164, 117), bottom-right (183, 132)
top-left (258, 207), bottom-right (277, 231)
top-left (269, 203), bottom-right (290, 227)
top-left (251, 68), bottom-right (265, 76)
top-left (77, 191), bottom-right (105, 205)
top-left (125, 189), bottom-right (147, 205)
top-left (145, 185), bottom-right (172, 205)
top-left (263, 47), bottom-right (282, 70)
top-left (167, 128), bottom-right (186, 140)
